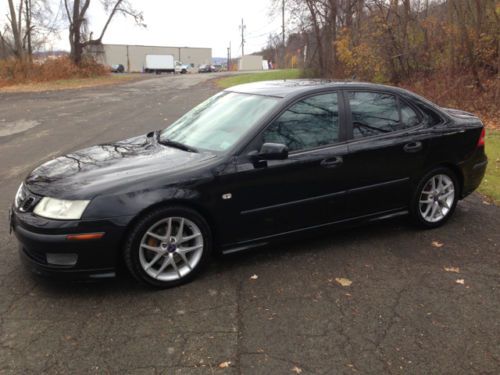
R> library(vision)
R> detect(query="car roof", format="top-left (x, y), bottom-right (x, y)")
top-left (224, 79), bottom-right (414, 99)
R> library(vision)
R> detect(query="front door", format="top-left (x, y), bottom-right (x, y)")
top-left (217, 91), bottom-right (351, 247)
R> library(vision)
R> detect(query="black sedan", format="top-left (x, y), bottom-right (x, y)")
top-left (10, 80), bottom-right (487, 288)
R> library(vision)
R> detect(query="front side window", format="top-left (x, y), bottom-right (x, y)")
top-left (348, 92), bottom-right (420, 138)
top-left (262, 92), bottom-right (340, 152)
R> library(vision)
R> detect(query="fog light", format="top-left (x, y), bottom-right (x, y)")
top-left (46, 253), bottom-right (78, 266)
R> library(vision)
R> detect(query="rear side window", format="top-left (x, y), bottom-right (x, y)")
top-left (348, 92), bottom-right (420, 138)
top-left (263, 92), bottom-right (339, 152)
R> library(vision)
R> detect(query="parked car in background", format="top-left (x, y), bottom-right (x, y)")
top-left (175, 62), bottom-right (190, 74)
top-left (110, 64), bottom-right (125, 73)
top-left (10, 80), bottom-right (487, 288)
top-left (198, 64), bottom-right (215, 73)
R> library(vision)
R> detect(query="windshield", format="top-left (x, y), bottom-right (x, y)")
top-left (160, 92), bottom-right (279, 152)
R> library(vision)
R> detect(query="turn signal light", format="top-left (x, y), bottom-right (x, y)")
top-left (477, 128), bottom-right (486, 147)
top-left (66, 233), bottom-right (105, 241)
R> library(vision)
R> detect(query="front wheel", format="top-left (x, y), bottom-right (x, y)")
top-left (410, 168), bottom-right (459, 228)
top-left (124, 206), bottom-right (212, 288)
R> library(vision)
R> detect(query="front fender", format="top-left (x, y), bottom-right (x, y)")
top-left (83, 185), bottom-right (207, 220)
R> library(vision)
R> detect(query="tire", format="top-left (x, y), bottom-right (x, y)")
top-left (124, 206), bottom-right (212, 288)
top-left (410, 167), bottom-right (459, 228)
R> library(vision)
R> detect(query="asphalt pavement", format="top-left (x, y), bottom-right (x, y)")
top-left (0, 73), bottom-right (499, 374)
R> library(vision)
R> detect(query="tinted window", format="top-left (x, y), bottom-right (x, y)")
top-left (419, 105), bottom-right (442, 126)
top-left (348, 92), bottom-right (420, 138)
top-left (263, 93), bottom-right (339, 152)
top-left (401, 101), bottom-right (419, 127)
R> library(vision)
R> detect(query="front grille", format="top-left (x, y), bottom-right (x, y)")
top-left (22, 246), bottom-right (47, 264)
top-left (15, 185), bottom-right (40, 213)
top-left (21, 197), bottom-right (35, 212)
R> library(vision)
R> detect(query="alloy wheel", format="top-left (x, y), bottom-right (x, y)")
top-left (419, 174), bottom-right (455, 223)
top-left (138, 217), bottom-right (204, 281)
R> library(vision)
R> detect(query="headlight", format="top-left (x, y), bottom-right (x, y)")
top-left (14, 183), bottom-right (25, 208)
top-left (33, 197), bottom-right (90, 220)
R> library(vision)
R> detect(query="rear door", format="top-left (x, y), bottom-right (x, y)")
top-left (342, 90), bottom-right (431, 217)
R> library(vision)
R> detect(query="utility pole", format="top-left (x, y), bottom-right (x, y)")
top-left (239, 18), bottom-right (246, 56)
top-left (282, 0), bottom-right (286, 68)
top-left (227, 41), bottom-right (231, 71)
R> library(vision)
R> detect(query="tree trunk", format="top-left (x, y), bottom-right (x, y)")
top-left (7, 0), bottom-right (24, 60)
top-left (24, 0), bottom-right (32, 62)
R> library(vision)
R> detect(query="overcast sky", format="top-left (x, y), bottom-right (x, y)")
top-left (1, 0), bottom-right (283, 58)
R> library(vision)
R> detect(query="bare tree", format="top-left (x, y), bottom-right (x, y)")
top-left (64, 0), bottom-right (145, 65)
top-left (7, 0), bottom-right (24, 60)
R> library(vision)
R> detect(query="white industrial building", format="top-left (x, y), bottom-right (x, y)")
top-left (238, 55), bottom-right (267, 71)
top-left (86, 44), bottom-right (212, 72)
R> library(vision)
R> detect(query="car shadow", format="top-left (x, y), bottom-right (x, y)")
top-left (28, 214), bottom-right (424, 296)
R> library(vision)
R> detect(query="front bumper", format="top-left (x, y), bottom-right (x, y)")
top-left (10, 207), bottom-right (133, 279)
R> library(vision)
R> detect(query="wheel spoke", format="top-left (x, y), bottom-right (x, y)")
top-left (430, 202), bottom-right (439, 220)
top-left (441, 190), bottom-right (454, 199)
top-left (155, 256), bottom-right (171, 278)
top-left (420, 199), bottom-right (433, 204)
top-left (179, 232), bottom-right (201, 243)
top-left (171, 258), bottom-right (182, 277)
top-left (165, 218), bottom-right (172, 239)
top-left (146, 231), bottom-right (165, 241)
top-left (178, 252), bottom-right (192, 270)
top-left (176, 218), bottom-right (185, 242)
top-left (437, 175), bottom-right (444, 189)
top-left (145, 253), bottom-right (163, 270)
top-left (423, 203), bottom-right (432, 217)
top-left (141, 244), bottom-right (162, 253)
top-left (442, 182), bottom-right (453, 190)
top-left (178, 244), bottom-right (203, 254)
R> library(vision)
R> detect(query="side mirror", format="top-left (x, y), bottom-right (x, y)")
top-left (249, 143), bottom-right (288, 162)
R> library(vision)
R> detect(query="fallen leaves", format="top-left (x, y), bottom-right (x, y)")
top-left (249, 274), bottom-right (258, 280)
top-left (432, 241), bottom-right (444, 248)
top-left (335, 277), bottom-right (352, 287)
top-left (291, 366), bottom-right (303, 374)
top-left (218, 361), bottom-right (231, 368)
top-left (444, 266), bottom-right (460, 273)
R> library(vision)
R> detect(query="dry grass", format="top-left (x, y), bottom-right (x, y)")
top-left (0, 56), bottom-right (109, 88)
top-left (0, 75), bottom-right (137, 93)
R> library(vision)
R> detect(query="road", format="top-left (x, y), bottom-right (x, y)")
top-left (0, 74), bottom-right (499, 374)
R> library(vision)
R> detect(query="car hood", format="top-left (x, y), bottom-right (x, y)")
top-left (25, 133), bottom-right (218, 199)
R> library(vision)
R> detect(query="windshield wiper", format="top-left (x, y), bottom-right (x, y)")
top-left (157, 135), bottom-right (198, 153)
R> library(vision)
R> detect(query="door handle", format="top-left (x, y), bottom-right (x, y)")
top-left (403, 141), bottom-right (423, 153)
top-left (320, 156), bottom-right (343, 168)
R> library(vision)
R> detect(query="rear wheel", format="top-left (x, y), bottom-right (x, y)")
top-left (124, 206), bottom-right (212, 288)
top-left (411, 168), bottom-right (459, 228)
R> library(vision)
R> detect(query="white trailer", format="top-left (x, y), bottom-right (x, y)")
top-left (144, 54), bottom-right (175, 73)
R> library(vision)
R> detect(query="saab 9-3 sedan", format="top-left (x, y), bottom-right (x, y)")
top-left (10, 80), bottom-right (487, 287)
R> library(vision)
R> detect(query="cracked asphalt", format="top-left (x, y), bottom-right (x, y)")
top-left (0, 74), bottom-right (499, 374)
